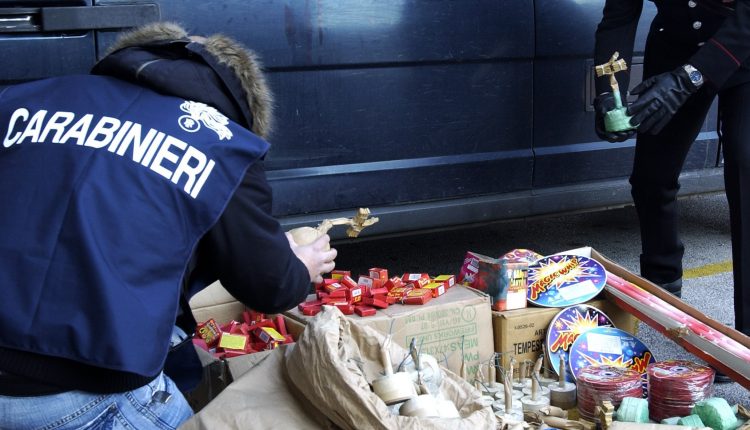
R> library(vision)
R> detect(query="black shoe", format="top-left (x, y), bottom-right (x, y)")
top-left (714, 369), bottom-right (732, 383)
top-left (659, 278), bottom-right (682, 298)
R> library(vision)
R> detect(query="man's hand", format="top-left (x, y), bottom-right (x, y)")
top-left (627, 67), bottom-right (698, 135)
top-left (286, 232), bottom-right (337, 284)
top-left (594, 92), bottom-right (637, 142)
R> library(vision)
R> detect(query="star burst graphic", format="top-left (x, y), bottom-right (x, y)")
top-left (559, 310), bottom-right (600, 335)
top-left (578, 352), bottom-right (632, 369)
top-left (528, 255), bottom-right (601, 292)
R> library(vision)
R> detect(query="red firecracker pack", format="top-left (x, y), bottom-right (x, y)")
top-left (402, 272), bottom-right (430, 282)
top-left (275, 315), bottom-right (287, 336)
top-left (457, 251), bottom-right (488, 286)
top-left (302, 306), bottom-right (322, 316)
top-left (335, 304), bottom-right (355, 315)
top-left (369, 287), bottom-right (388, 296)
top-left (196, 311), bottom-right (295, 359)
top-left (328, 287), bottom-right (348, 299)
top-left (196, 318), bottom-right (221, 347)
top-left (244, 310), bottom-right (266, 324)
top-left (298, 299), bottom-right (322, 312)
top-left (340, 275), bottom-right (358, 289)
top-left (354, 305), bottom-right (377, 317)
top-left (434, 274), bottom-right (455, 289)
top-left (357, 276), bottom-right (374, 290)
top-left (330, 270), bottom-right (351, 279)
top-left (297, 265), bottom-right (451, 320)
top-left (403, 288), bottom-right (433, 305)
top-left (383, 277), bottom-right (405, 291)
top-left (321, 297), bottom-right (349, 306)
top-left (408, 277), bottom-right (431, 288)
top-left (369, 267), bottom-right (389, 280)
top-left (386, 285), bottom-right (414, 304)
top-left (223, 320), bottom-right (243, 334)
top-left (254, 326), bottom-right (285, 346)
top-left (362, 295), bottom-right (389, 309)
top-left (324, 282), bottom-right (344, 294)
top-left (346, 286), bottom-right (363, 303)
top-left (423, 281), bottom-right (446, 297)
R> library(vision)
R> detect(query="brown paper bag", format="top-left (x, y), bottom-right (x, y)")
top-left (284, 306), bottom-right (496, 430)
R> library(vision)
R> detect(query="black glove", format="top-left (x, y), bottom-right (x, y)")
top-left (594, 92), bottom-right (636, 143)
top-left (627, 67), bottom-right (698, 135)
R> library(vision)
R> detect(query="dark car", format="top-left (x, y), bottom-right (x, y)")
top-left (0, 0), bottom-right (723, 238)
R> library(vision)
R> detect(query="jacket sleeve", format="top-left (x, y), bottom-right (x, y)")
top-left (594, 0), bottom-right (644, 95)
top-left (689, 0), bottom-right (750, 89)
top-left (191, 161), bottom-right (311, 314)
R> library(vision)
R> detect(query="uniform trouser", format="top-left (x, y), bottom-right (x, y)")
top-left (630, 80), bottom-right (750, 336)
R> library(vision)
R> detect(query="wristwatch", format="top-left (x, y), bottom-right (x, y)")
top-left (683, 64), bottom-right (704, 88)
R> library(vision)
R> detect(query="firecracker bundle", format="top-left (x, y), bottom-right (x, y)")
top-left (297, 268), bottom-right (456, 317)
top-left (193, 310), bottom-right (293, 359)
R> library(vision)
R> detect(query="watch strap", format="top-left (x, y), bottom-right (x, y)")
top-left (683, 64), bottom-right (704, 88)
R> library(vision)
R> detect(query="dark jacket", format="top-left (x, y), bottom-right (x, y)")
top-left (0, 27), bottom-right (310, 395)
top-left (595, 0), bottom-right (750, 94)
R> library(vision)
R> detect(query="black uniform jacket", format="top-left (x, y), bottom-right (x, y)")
top-left (595, 0), bottom-right (750, 94)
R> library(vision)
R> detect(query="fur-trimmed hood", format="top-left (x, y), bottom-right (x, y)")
top-left (93, 22), bottom-right (274, 139)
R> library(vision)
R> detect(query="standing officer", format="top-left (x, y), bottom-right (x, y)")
top-left (592, 1), bottom-right (750, 343)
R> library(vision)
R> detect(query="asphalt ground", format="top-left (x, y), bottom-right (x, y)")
top-left (332, 192), bottom-right (749, 406)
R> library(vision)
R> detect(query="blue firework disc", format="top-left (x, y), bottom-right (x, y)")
top-left (568, 326), bottom-right (656, 383)
top-left (546, 304), bottom-right (614, 382)
top-left (527, 254), bottom-right (607, 307)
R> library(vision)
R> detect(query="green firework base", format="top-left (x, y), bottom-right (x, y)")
top-left (604, 107), bottom-right (636, 133)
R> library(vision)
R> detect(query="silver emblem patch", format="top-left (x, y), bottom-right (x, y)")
top-left (178, 101), bottom-right (233, 141)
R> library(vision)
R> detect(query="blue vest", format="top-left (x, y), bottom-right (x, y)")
top-left (0, 75), bottom-right (268, 377)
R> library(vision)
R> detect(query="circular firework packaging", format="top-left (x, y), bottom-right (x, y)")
top-left (647, 360), bottom-right (714, 422)
top-left (568, 326), bottom-right (655, 401)
top-left (546, 304), bottom-right (614, 382)
top-left (576, 365), bottom-right (643, 423)
top-left (526, 254), bottom-right (607, 307)
top-left (501, 248), bottom-right (543, 264)
top-left (568, 326), bottom-right (655, 382)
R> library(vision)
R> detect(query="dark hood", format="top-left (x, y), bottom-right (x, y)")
top-left (91, 22), bottom-right (274, 139)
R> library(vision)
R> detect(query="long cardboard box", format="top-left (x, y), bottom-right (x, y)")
top-left (591, 247), bottom-right (750, 390)
top-left (285, 285), bottom-right (494, 379)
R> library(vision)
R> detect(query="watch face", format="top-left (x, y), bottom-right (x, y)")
top-left (689, 71), bottom-right (702, 83)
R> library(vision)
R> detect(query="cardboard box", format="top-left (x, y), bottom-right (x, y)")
top-left (492, 296), bottom-right (638, 370)
top-left (189, 281), bottom-right (305, 341)
top-left (286, 285), bottom-right (494, 379)
top-left (186, 281), bottom-right (305, 411)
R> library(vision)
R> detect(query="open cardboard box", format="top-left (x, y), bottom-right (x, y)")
top-left (285, 285), bottom-right (494, 380)
top-left (186, 281), bottom-right (305, 411)
top-left (582, 247), bottom-right (750, 390)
